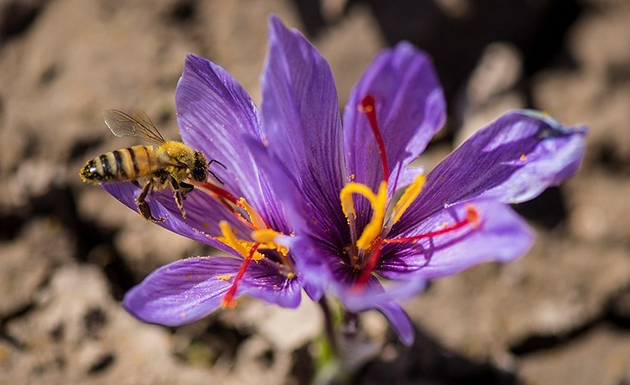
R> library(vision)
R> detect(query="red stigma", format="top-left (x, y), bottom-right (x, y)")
top-left (360, 95), bottom-right (390, 182)
top-left (222, 242), bottom-right (262, 308)
top-left (355, 237), bottom-right (384, 289)
top-left (195, 182), bottom-right (239, 205)
top-left (384, 205), bottom-right (481, 244)
top-left (352, 206), bottom-right (481, 290)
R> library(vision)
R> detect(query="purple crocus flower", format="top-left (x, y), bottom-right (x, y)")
top-left (246, 17), bottom-right (587, 345)
top-left (101, 15), bottom-right (586, 347)
top-left (100, 46), bottom-right (311, 326)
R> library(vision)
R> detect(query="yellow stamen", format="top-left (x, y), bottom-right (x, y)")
top-left (339, 181), bottom-right (388, 250)
top-left (218, 221), bottom-right (264, 261)
top-left (238, 197), bottom-right (267, 230)
top-left (391, 175), bottom-right (426, 224)
top-left (252, 228), bottom-right (289, 256)
top-left (251, 228), bottom-right (282, 243)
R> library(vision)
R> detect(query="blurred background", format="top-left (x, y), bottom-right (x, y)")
top-left (0, 0), bottom-right (629, 384)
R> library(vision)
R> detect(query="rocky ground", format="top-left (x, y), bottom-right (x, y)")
top-left (0, 0), bottom-right (629, 384)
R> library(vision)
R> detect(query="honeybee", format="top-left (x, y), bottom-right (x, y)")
top-left (80, 109), bottom-right (224, 222)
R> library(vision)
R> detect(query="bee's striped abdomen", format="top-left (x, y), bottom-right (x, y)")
top-left (80, 145), bottom-right (156, 184)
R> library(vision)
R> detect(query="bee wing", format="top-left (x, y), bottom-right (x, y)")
top-left (103, 109), bottom-right (166, 145)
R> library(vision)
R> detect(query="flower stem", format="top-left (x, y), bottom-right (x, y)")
top-left (318, 296), bottom-right (338, 356)
top-left (341, 311), bottom-right (358, 340)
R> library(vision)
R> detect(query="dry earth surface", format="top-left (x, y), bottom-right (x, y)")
top-left (0, 0), bottom-right (629, 384)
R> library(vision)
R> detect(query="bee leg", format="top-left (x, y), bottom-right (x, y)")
top-left (136, 180), bottom-right (165, 222)
top-left (169, 177), bottom-right (187, 218)
top-left (180, 182), bottom-right (194, 200)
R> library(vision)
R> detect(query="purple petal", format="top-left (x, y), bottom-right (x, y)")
top-left (246, 138), bottom-right (352, 260)
top-left (381, 199), bottom-right (534, 280)
top-left (240, 259), bottom-right (302, 308)
top-left (329, 267), bottom-right (425, 316)
top-left (176, 54), bottom-right (286, 227)
top-left (244, 139), bottom-right (341, 302)
top-left (396, 110), bottom-right (587, 232)
top-left (343, 42), bottom-right (446, 195)
top-left (276, 235), bottom-right (329, 301)
top-left (123, 256), bottom-right (241, 326)
top-left (376, 303), bottom-right (415, 346)
top-left (123, 256), bottom-right (301, 326)
top-left (101, 182), bottom-right (249, 252)
top-left (260, 16), bottom-right (348, 244)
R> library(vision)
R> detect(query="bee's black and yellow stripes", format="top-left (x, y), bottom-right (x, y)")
top-left (80, 145), bottom-right (156, 183)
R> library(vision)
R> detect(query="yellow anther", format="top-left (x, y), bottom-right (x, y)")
top-left (217, 274), bottom-right (233, 281)
top-left (218, 221), bottom-right (264, 261)
top-left (252, 228), bottom-right (289, 256)
top-left (391, 174), bottom-right (426, 224)
top-left (339, 181), bottom-right (388, 250)
top-left (238, 197), bottom-right (267, 230)
top-left (252, 228), bottom-right (282, 243)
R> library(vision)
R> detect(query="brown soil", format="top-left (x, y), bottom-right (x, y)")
top-left (1, 0), bottom-right (629, 384)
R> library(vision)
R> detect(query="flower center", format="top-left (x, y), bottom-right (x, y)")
top-left (192, 180), bottom-right (293, 308)
top-left (340, 95), bottom-right (481, 289)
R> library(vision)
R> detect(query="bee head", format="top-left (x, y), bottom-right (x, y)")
top-left (191, 151), bottom-right (209, 182)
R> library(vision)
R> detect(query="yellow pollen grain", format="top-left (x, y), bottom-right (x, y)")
top-left (391, 174), bottom-right (426, 224)
top-left (217, 274), bottom-right (233, 281)
top-left (520, 154), bottom-right (527, 161)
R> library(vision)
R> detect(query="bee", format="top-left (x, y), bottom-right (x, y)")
top-left (80, 109), bottom-right (224, 222)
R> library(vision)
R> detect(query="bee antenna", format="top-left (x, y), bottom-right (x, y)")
top-left (208, 159), bottom-right (227, 170)
top-left (208, 159), bottom-right (226, 185)
top-left (209, 170), bottom-right (224, 185)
